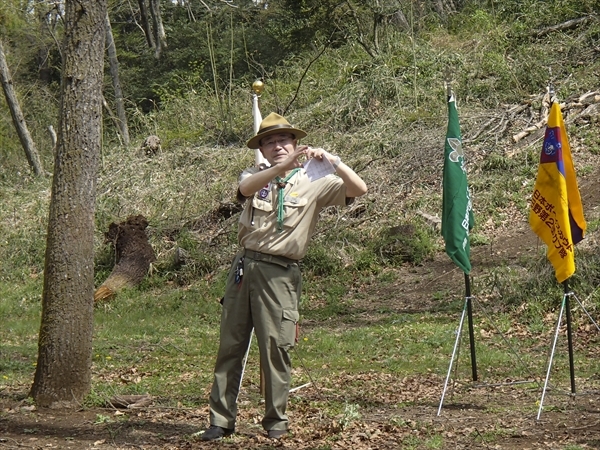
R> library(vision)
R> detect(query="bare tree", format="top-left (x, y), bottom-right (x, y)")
top-left (431, 0), bottom-right (458, 20)
top-left (149, 0), bottom-right (167, 59)
top-left (0, 39), bottom-right (45, 177)
top-left (138, 0), bottom-right (156, 49)
top-left (31, 0), bottom-right (107, 407)
top-left (36, 0), bottom-right (55, 85)
top-left (105, 12), bottom-right (130, 146)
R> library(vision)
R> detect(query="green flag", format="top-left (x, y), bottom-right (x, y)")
top-left (442, 94), bottom-right (474, 274)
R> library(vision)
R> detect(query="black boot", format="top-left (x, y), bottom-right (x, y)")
top-left (201, 425), bottom-right (235, 441)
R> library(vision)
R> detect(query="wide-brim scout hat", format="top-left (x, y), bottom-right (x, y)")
top-left (246, 112), bottom-right (307, 149)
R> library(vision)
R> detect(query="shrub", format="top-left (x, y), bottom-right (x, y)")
top-left (371, 219), bottom-right (438, 266)
top-left (302, 245), bottom-right (343, 278)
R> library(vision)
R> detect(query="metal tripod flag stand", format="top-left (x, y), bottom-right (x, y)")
top-left (536, 281), bottom-right (600, 420)
top-left (528, 96), bottom-right (587, 419)
top-left (537, 280), bottom-right (575, 420)
top-left (437, 273), bottom-right (477, 416)
top-left (437, 87), bottom-right (477, 416)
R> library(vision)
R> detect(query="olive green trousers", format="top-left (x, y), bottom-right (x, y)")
top-left (208, 251), bottom-right (301, 431)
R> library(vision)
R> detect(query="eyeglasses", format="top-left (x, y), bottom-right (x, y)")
top-left (261, 135), bottom-right (294, 149)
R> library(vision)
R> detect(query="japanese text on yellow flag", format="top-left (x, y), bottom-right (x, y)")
top-left (529, 102), bottom-right (586, 283)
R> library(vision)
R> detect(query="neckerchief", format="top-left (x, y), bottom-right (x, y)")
top-left (275, 168), bottom-right (300, 232)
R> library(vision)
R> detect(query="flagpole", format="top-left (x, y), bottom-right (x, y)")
top-left (564, 279), bottom-right (576, 394)
top-left (442, 79), bottom-right (477, 384)
top-left (528, 92), bottom-right (588, 418)
top-left (243, 79), bottom-right (266, 397)
top-left (251, 80), bottom-right (267, 167)
top-left (465, 273), bottom-right (478, 381)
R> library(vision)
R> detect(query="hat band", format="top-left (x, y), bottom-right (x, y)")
top-left (257, 123), bottom-right (295, 135)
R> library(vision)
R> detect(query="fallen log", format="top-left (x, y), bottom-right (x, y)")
top-left (94, 215), bottom-right (156, 302)
top-left (512, 117), bottom-right (548, 143)
top-left (535, 16), bottom-right (592, 38)
top-left (108, 394), bottom-right (153, 409)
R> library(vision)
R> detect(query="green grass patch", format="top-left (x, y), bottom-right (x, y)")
top-left (5, 280), bottom-right (592, 406)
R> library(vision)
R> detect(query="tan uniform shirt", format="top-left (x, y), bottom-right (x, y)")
top-left (237, 167), bottom-right (347, 260)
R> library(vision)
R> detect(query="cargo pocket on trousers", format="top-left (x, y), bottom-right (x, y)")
top-left (277, 309), bottom-right (299, 349)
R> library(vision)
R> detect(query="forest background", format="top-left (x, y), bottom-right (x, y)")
top-left (2, 0), bottom-right (600, 449)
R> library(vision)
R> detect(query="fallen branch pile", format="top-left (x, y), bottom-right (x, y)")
top-left (512, 90), bottom-right (600, 143)
top-left (461, 89), bottom-right (600, 148)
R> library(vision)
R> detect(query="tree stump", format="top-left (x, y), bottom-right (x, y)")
top-left (141, 135), bottom-right (161, 156)
top-left (94, 215), bottom-right (156, 302)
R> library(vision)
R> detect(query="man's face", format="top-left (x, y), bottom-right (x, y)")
top-left (259, 133), bottom-right (296, 165)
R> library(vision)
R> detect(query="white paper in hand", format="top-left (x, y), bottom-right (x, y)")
top-left (303, 157), bottom-right (335, 182)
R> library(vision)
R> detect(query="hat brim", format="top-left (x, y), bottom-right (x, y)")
top-left (247, 126), bottom-right (307, 149)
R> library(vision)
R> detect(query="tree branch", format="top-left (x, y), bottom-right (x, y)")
top-left (283, 36), bottom-right (333, 115)
top-left (535, 16), bottom-right (594, 38)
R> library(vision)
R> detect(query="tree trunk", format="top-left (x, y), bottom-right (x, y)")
top-left (138, 0), bottom-right (156, 49)
top-left (31, 0), bottom-right (107, 408)
top-left (149, 0), bottom-right (167, 59)
top-left (0, 39), bottom-right (45, 177)
top-left (105, 13), bottom-right (130, 146)
top-left (94, 215), bottom-right (156, 302)
top-left (436, 0), bottom-right (457, 15)
top-left (36, 1), bottom-right (53, 84)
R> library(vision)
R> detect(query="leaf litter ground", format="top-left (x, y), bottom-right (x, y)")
top-left (3, 174), bottom-right (600, 450)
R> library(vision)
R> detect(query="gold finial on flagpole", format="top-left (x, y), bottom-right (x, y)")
top-left (252, 79), bottom-right (264, 96)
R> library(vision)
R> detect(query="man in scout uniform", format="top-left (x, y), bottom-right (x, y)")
top-left (201, 113), bottom-right (367, 441)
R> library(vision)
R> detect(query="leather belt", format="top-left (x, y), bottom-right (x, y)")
top-left (243, 249), bottom-right (298, 267)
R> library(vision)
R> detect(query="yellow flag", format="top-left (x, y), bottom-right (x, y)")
top-left (529, 102), bottom-right (586, 283)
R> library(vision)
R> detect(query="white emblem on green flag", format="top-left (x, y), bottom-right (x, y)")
top-left (442, 95), bottom-right (474, 274)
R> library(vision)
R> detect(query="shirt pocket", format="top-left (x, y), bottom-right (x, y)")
top-left (240, 197), bottom-right (273, 229)
top-left (281, 196), bottom-right (308, 229)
